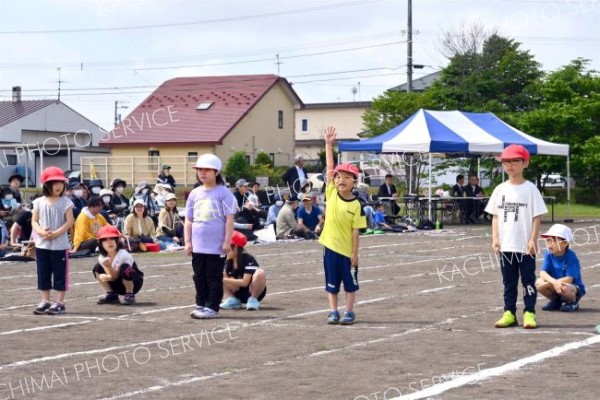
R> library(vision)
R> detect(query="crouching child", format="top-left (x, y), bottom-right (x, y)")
top-left (220, 231), bottom-right (267, 311)
top-left (536, 224), bottom-right (585, 312)
top-left (92, 225), bottom-right (144, 305)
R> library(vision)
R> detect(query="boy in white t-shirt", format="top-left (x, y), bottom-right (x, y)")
top-left (485, 144), bottom-right (547, 329)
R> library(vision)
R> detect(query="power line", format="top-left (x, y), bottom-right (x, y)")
top-left (0, 0), bottom-right (380, 35)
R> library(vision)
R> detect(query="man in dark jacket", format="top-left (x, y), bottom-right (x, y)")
top-left (282, 156), bottom-right (308, 196)
top-left (377, 174), bottom-right (400, 216)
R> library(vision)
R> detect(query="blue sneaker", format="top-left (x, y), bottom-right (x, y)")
top-left (327, 310), bottom-right (340, 324)
top-left (340, 311), bottom-right (356, 325)
top-left (246, 297), bottom-right (260, 311)
top-left (220, 297), bottom-right (242, 310)
top-left (560, 302), bottom-right (579, 312)
top-left (541, 298), bottom-right (563, 311)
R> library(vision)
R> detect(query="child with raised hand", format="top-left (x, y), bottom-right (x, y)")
top-left (92, 225), bottom-right (144, 305)
top-left (319, 126), bottom-right (367, 325)
top-left (220, 231), bottom-right (267, 311)
top-left (536, 224), bottom-right (585, 312)
top-left (484, 144), bottom-right (547, 329)
top-left (32, 167), bottom-right (74, 315)
top-left (185, 154), bottom-right (237, 319)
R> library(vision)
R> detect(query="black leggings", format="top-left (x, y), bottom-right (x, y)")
top-left (192, 253), bottom-right (226, 312)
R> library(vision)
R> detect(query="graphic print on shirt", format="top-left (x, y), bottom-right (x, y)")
top-left (500, 195), bottom-right (528, 223)
top-left (193, 198), bottom-right (219, 221)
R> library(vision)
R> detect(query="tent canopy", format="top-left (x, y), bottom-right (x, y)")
top-left (339, 109), bottom-right (569, 156)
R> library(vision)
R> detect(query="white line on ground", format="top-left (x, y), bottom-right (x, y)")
top-left (0, 320), bottom-right (93, 336)
top-left (393, 335), bottom-right (600, 400)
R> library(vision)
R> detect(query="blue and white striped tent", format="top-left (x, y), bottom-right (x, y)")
top-left (338, 109), bottom-right (569, 156)
top-left (338, 109), bottom-right (571, 220)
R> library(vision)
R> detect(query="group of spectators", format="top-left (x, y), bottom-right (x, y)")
top-left (451, 174), bottom-right (489, 224)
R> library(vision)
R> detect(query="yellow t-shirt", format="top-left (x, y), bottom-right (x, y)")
top-left (318, 182), bottom-right (366, 258)
top-left (73, 211), bottom-right (108, 251)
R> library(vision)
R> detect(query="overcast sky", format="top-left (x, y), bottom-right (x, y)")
top-left (1, 0), bottom-right (598, 131)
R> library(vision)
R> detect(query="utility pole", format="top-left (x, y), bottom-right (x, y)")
top-left (57, 67), bottom-right (63, 101)
top-left (406, 0), bottom-right (413, 93)
top-left (114, 100), bottom-right (128, 126)
top-left (275, 54), bottom-right (282, 76)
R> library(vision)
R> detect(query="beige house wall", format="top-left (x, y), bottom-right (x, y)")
top-left (217, 82), bottom-right (296, 167)
top-left (295, 106), bottom-right (368, 162)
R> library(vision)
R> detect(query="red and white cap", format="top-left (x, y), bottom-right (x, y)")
top-left (540, 224), bottom-right (573, 242)
top-left (499, 144), bottom-right (530, 161)
top-left (40, 166), bottom-right (68, 184)
top-left (334, 163), bottom-right (360, 178)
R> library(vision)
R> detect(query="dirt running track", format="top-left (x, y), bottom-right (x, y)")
top-left (1, 221), bottom-right (600, 400)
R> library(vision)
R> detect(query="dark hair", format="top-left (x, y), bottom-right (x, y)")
top-left (98, 237), bottom-right (123, 257)
top-left (385, 174), bottom-right (393, 179)
top-left (164, 201), bottom-right (178, 213)
top-left (133, 203), bottom-right (149, 218)
top-left (87, 196), bottom-right (103, 208)
top-left (195, 170), bottom-right (225, 186)
top-left (42, 180), bottom-right (66, 197)
top-left (456, 174), bottom-right (464, 182)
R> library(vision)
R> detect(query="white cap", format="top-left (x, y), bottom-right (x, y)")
top-left (246, 194), bottom-right (259, 207)
top-left (165, 193), bottom-right (177, 201)
top-left (540, 224), bottom-right (573, 242)
top-left (99, 189), bottom-right (113, 197)
top-left (193, 153), bottom-right (222, 172)
top-left (133, 199), bottom-right (146, 208)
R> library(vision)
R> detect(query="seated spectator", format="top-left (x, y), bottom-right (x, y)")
top-left (536, 224), bottom-right (586, 312)
top-left (162, 183), bottom-right (174, 194)
top-left (235, 194), bottom-right (266, 242)
top-left (465, 175), bottom-right (488, 222)
top-left (276, 196), bottom-right (313, 239)
top-left (124, 199), bottom-right (158, 252)
top-left (157, 164), bottom-right (176, 188)
top-left (451, 174), bottom-right (468, 224)
top-left (109, 179), bottom-right (129, 218)
top-left (7, 174), bottom-right (24, 205)
top-left (88, 179), bottom-right (104, 197)
top-left (69, 182), bottom-right (88, 220)
top-left (130, 182), bottom-right (159, 223)
top-left (377, 174), bottom-right (400, 216)
top-left (92, 225), bottom-right (144, 306)
top-left (0, 220), bottom-right (8, 257)
top-left (99, 189), bottom-right (117, 222)
top-left (251, 182), bottom-right (270, 208)
top-left (10, 194), bottom-right (42, 248)
top-left (73, 196), bottom-right (109, 252)
top-left (220, 231), bottom-right (267, 311)
top-left (1, 187), bottom-right (20, 227)
top-left (153, 183), bottom-right (167, 210)
top-left (297, 193), bottom-right (323, 236)
top-left (353, 186), bottom-right (375, 229)
top-left (156, 193), bottom-right (183, 247)
top-left (234, 179), bottom-right (250, 210)
top-left (373, 202), bottom-right (407, 232)
top-left (266, 195), bottom-right (283, 228)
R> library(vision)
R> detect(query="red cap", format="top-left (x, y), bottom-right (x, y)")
top-left (40, 166), bottom-right (68, 184)
top-left (97, 225), bottom-right (121, 240)
top-left (334, 163), bottom-right (360, 178)
top-left (500, 144), bottom-right (530, 161)
top-left (231, 230), bottom-right (247, 248)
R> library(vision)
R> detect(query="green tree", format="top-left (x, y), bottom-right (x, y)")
top-left (581, 136), bottom-right (600, 201)
top-left (223, 151), bottom-right (251, 182)
top-left (254, 151), bottom-right (273, 167)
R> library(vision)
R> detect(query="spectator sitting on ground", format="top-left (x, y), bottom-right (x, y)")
top-left (266, 194), bottom-right (283, 228)
top-left (282, 155), bottom-right (308, 196)
top-left (297, 193), bottom-right (323, 236)
top-left (7, 174), bottom-right (24, 205)
top-left (536, 224), bottom-right (586, 312)
top-left (234, 179), bottom-right (250, 210)
top-left (220, 231), bottom-right (267, 311)
top-left (124, 199), bottom-right (158, 251)
top-left (99, 189), bottom-right (117, 223)
top-left (162, 183), bottom-right (174, 194)
top-left (276, 196), bottom-right (313, 239)
top-left (10, 194), bottom-right (42, 248)
top-left (130, 182), bottom-right (159, 222)
top-left (88, 179), bottom-right (104, 197)
top-left (1, 187), bottom-right (20, 224)
top-left (69, 182), bottom-right (88, 220)
top-left (373, 202), bottom-right (407, 232)
top-left (157, 164), bottom-right (176, 188)
top-left (0, 219), bottom-right (8, 258)
top-left (353, 186), bottom-right (375, 230)
top-left (109, 179), bottom-right (129, 218)
top-left (234, 194), bottom-right (266, 242)
top-left (153, 183), bottom-right (167, 210)
top-left (156, 193), bottom-right (183, 248)
top-left (73, 196), bottom-right (109, 252)
top-left (251, 182), bottom-right (270, 208)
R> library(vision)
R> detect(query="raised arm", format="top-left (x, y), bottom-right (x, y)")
top-left (324, 126), bottom-right (337, 182)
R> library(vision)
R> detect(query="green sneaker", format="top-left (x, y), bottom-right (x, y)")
top-left (494, 311), bottom-right (517, 328)
top-left (523, 311), bottom-right (537, 329)
top-left (595, 325), bottom-right (600, 334)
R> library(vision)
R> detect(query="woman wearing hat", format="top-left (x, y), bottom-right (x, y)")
top-left (157, 164), bottom-right (176, 188)
top-left (156, 192), bottom-right (183, 248)
top-left (92, 225), bottom-right (144, 305)
top-left (109, 179), bottom-right (129, 218)
top-left (129, 182), bottom-right (159, 224)
top-left (123, 199), bottom-right (158, 252)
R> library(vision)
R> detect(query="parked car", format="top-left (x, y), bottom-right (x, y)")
top-left (539, 174), bottom-right (576, 189)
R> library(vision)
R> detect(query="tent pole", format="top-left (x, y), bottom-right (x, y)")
top-left (477, 157), bottom-right (480, 182)
top-left (408, 155), bottom-right (412, 195)
top-left (428, 153), bottom-right (432, 221)
top-left (565, 154), bottom-right (573, 223)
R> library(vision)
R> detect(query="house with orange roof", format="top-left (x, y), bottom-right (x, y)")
top-left (98, 74), bottom-right (303, 186)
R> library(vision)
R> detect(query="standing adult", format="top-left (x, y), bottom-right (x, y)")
top-left (157, 164), bottom-right (176, 188)
top-left (282, 155), bottom-right (308, 196)
top-left (377, 174), bottom-right (400, 216)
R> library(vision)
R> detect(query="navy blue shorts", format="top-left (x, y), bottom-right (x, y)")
top-left (36, 248), bottom-right (69, 291)
top-left (323, 247), bottom-right (359, 294)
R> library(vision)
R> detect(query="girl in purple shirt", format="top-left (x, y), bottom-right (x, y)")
top-left (185, 154), bottom-right (236, 319)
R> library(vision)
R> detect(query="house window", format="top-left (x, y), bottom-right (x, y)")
top-left (149, 150), bottom-right (160, 171)
top-left (5, 154), bottom-right (17, 165)
top-left (245, 155), bottom-right (251, 164)
top-left (301, 119), bottom-right (308, 132)
top-left (278, 110), bottom-right (283, 129)
top-left (269, 153), bottom-right (275, 165)
top-left (187, 151), bottom-right (198, 162)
